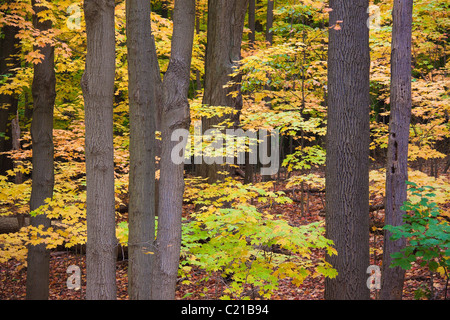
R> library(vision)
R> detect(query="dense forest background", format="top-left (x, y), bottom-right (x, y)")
top-left (0, 0), bottom-right (448, 300)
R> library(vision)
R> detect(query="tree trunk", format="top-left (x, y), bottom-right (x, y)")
top-left (126, 0), bottom-right (157, 300)
top-left (196, 0), bottom-right (249, 183)
top-left (11, 111), bottom-right (23, 185)
top-left (81, 0), bottom-right (117, 300)
top-left (245, 0), bottom-right (257, 181)
top-left (152, 0), bottom-right (195, 300)
top-left (380, 0), bottom-right (413, 300)
top-left (25, 0), bottom-right (56, 300)
top-left (161, 0), bottom-right (169, 18)
top-left (0, 6), bottom-right (20, 177)
top-left (261, 0), bottom-right (275, 182)
top-left (248, 0), bottom-right (256, 47)
top-left (255, 0), bottom-right (264, 33)
top-left (266, 0), bottom-right (274, 46)
top-left (325, 0), bottom-right (371, 300)
top-left (195, 7), bottom-right (202, 95)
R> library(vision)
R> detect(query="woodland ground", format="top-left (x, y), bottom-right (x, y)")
top-left (0, 165), bottom-right (449, 300)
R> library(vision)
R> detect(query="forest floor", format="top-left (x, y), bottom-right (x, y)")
top-left (0, 168), bottom-right (449, 300)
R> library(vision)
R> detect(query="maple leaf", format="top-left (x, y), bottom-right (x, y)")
top-left (25, 50), bottom-right (45, 64)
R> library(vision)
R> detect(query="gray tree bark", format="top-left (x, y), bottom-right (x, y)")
top-left (126, 0), bottom-right (157, 300)
top-left (196, 0), bottom-right (249, 183)
top-left (81, 0), bottom-right (117, 300)
top-left (25, 0), bottom-right (56, 300)
top-left (324, 0), bottom-right (371, 300)
top-left (152, 0), bottom-right (196, 300)
top-left (380, 0), bottom-right (413, 300)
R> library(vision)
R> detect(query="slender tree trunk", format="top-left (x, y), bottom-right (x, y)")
top-left (161, 0), bottom-right (169, 18)
top-left (25, 0), bottom-right (56, 300)
top-left (381, 0), bottom-right (413, 300)
top-left (255, 0), bottom-right (264, 33)
top-left (196, 0), bottom-right (249, 183)
top-left (151, 31), bottom-right (163, 220)
top-left (325, 0), bottom-right (371, 300)
top-left (81, 0), bottom-right (117, 300)
top-left (248, 0), bottom-right (256, 47)
top-left (11, 111), bottom-right (23, 185)
top-left (195, 6), bottom-right (202, 95)
top-left (126, 0), bottom-right (157, 300)
top-left (244, 149), bottom-right (254, 184)
top-left (152, 0), bottom-right (196, 300)
top-left (266, 0), bottom-right (274, 46)
top-left (0, 6), bottom-right (20, 177)
top-left (261, 0), bottom-right (275, 182)
top-left (12, 110), bottom-right (24, 228)
top-left (245, 0), bottom-right (256, 182)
